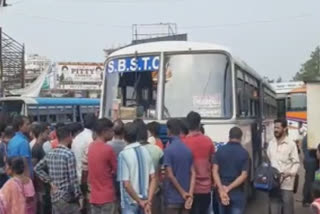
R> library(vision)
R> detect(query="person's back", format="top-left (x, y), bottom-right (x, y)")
top-left (164, 136), bottom-right (193, 204)
top-left (108, 139), bottom-right (127, 157)
top-left (215, 142), bottom-right (248, 189)
top-left (118, 143), bottom-right (154, 201)
top-left (0, 126), bottom-right (14, 188)
top-left (108, 119), bottom-right (127, 157)
top-left (49, 123), bottom-right (65, 150)
top-left (147, 122), bottom-right (164, 150)
top-left (184, 132), bottom-right (214, 192)
top-left (183, 111), bottom-right (214, 214)
top-left (143, 143), bottom-right (163, 171)
top-left (117, 122), bottom-right (156, 214)
top-left (87, 118), bottom-right (117, 212)
top-left (72, 114), bottom-right (96, 182)
top-left (213, 127), bottom-right (249, 214)
top-left (88, 142), bottom-right (117, 201)
top-left (72, 129), bottom-right (93, 178)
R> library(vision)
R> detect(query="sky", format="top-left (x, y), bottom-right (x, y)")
top-left (0, 0), bottom-right (320, 81)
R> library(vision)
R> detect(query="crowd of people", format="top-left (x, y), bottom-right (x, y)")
top-left (0, 111), bottom-right (317, 214)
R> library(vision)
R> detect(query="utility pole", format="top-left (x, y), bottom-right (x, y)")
top-left (0, 0), bottom-right (8, 7)
top-left (0, 27), bottom-right (3, 97)
top-left (21, 44), bottom-right (25, 88)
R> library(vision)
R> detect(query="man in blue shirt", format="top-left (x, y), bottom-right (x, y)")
top-left (7, 116), bottom-right (32, 177)
top-left (213, 127), bottom-right (249, 214)
top-left (164, 119), bottom-right (195, 214)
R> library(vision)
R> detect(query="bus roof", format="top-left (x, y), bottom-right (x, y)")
top-left (0, 97), bottom-right (100, 106)
top-left (271, 81), bottom-right (304, 95)
top-left (289, 85), bottom-right (306, 94)
top-left (108, 41), bottom-right (274, 92)
top-left (109, 41), bottom-right (231, 57)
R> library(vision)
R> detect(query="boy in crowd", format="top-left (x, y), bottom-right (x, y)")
top-left (8, 116), bottom-right (32, 177)
top-left (117, 122), bottom-right (157, 214)
top-left (108, 119), bottom-right (127, 157)
top-left (0, 126), bottom-right (14, 188)
top-left (164, 118), bottom-right (195, 214)
top-left (213, 127), bottom-right (249, 214)
top-left (31, 122), bottom-right (51, 214)
top-left (72, 114), bottom-right (97, 183)
top-left (87, 118), bottom-right (117, 213)
top-left (184, 112), bottom-right (215, 214)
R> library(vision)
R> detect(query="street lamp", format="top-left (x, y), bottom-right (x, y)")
top-left (0, 0), bottom-right (7, 7)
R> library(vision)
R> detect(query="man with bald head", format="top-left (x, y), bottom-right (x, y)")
top-left (107, 119), bottom-right (128, 214)
top-left (108, 119), bottom-right (127, 157)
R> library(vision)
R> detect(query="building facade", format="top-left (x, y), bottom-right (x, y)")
top-left (41, 62), bottom-right (104, 98)
top-left (25, 54), bottom-right (51, 87)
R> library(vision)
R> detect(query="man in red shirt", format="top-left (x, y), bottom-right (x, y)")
top-left (87, 118), bottom-right (117, 214)
top-left (184, 111), bottom-right (215, 214)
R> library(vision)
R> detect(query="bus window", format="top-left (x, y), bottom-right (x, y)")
top-left (66, 114), bottom-right (73, 122)
top-left (40, 115), bottom-right (47, 122)
top-left (64, 106), bottom-right (74, 123)
top-left (263, 87), bottom-right (277, 118)
top-left (118, 72), bottom-right (156, 117)
top-left (276, 98), bottom-right (286, 118)
top-left (236, 69), bottom-right (245, 117)
top-left (289, 93), bottom-right (306, 111)
top-left (2, 101), bottom-right (24, 118)
top-left (105, 56), bottom-right (160, 119)
top-left (49, 115), bottom-right (57, 123)
top-left (164, 53), bottom-right (232, 118)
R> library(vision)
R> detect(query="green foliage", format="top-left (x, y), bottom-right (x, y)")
top-left (294, 46), bottom-right (320, 81)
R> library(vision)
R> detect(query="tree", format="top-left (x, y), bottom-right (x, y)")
top-left (294, 46), bottom-right (320, 81)
top-left (276, 77), bottom-right (283, 83)
top-left (263, 76), bottom-right (275, 83)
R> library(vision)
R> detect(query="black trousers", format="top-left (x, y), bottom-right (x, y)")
top-left (212, 190), bottom-right (220, 214)
top-left (303, 161), bottom-right (317, 204)
top-left (191, 193), bottom-right (211, 214)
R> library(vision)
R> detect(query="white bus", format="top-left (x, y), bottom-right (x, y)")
top-left (100, 41), bottom-right (277, 193)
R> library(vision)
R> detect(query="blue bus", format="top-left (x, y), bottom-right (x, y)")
top-left (0, 97), bottom-right (100, 124)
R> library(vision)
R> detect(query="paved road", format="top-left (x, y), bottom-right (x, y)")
top-left (246, 191), bottom-right (309, 214)
top-left (246, 167), bottom-right (309, 214)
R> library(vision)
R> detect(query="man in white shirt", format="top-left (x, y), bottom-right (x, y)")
top-left (72, 114), bottom-right (97, 183)
top-left (267, 118), bottom-right (300, 214)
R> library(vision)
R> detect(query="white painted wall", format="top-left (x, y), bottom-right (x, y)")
top-left (307, 82), bottom-right (320, 149)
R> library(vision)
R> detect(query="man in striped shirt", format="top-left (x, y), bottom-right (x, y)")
top-left (117, 122), bottom-right (157, 214)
